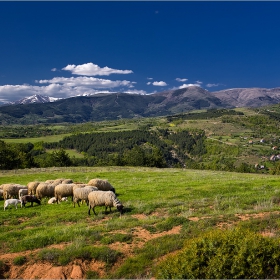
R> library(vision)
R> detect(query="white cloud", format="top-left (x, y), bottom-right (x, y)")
top-left (152, 81), bottom-right (167, 86)
top-left (38, 76), bottom-right (135, 89)
top-left (62, 62), bottom-right (133, 76)
top-left (196, 80), bottom-right (203, 84)
top-left (147, 77), bottom-right (153, 80)
top-left (123, 89), bottom-right (147, 95)
top-left (206, 83), bottom-right (220, 88)
top-left (51, 68), bottom-right (57, 72)
top-left (176, 78), bottom-right (188, 82)
top-left (179, 83), bottom-right (201, 89)
top-left (147, 82), bottom-right (151, 85)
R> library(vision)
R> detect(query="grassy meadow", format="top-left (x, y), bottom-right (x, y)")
top-left (1, 166), bottom-right (280, 278)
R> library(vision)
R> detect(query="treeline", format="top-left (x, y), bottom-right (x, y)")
top-left (166, 109), bottom-right (243, 122)
top-left (0, 129), bottom-right (206, 170)
top-left (44, 129), bottom-right (206, 168)
top-left (0, 140), bottom-right (72, 170)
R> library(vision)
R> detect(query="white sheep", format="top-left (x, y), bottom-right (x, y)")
top-left (87, 179), bottom-right (115, 193)
top-left (4, 199), bottom-right (22, 210)
top-left (48, 197), bottom-right (57, 204)
top-left (19, 188), bottom-right (28, 197)
top-left (0, 189), bottom-right (3, 199)
top-left (48, 196), bottom-right (68, 204)
top-left (3, 184), bottom-right (27, 199)
top-left (54, 183), bottom-right (76, 203)
top-left (88, 190), bottom-right (124, 215)
top-left (36, 183), bottom-right (55, 199)
top-left (27, 181), bottom-right (41, 195)
top-left (73, 186), bottom-right (98, 207)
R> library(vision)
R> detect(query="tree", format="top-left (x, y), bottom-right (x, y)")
top-left (50, 149), bottom-right (72, 167)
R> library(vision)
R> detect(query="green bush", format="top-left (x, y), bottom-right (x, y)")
top-left (13, 256), bottom-right (27, 266)
top-left (155, 227), bottom-right (280, 279)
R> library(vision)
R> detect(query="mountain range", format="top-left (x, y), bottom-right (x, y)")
top-left (1, 86), bottom-right (280, 124)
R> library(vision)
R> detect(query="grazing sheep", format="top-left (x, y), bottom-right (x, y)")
top-left (4, 199), bottom-right (21, 210)
top-left (72, 184), bottom-right (87, 192)
top-left (88, 190), bottom-right (124, 215)
top-left (48, 197), bottom-right (57, 204)
top-left (87, 179), bottom-right (115, 193)
top-left (19, 188), bottom-right (28, 197)
top-left (27, 181), bottom-right (41, 195)
top-left (3, 184), bottom-right (28, 199)
top-left (73, 186), bottom-right (98, 207)
top-left (36, 183), bottom-right (55, 199)
top-left (54, 183), bottom-right (76, 203)
top-left (21, 195), bottom-right (41, 207)
top-left (62, 179), bottom-right (73, 184)
top-left (45, 179), bottom-right (55, 184)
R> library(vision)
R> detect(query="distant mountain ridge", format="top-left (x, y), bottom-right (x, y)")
top-left (1, 86), bottom-right (280, 124)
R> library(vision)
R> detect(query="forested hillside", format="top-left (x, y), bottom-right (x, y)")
top-left (2, 107), bottom-right (280, 174)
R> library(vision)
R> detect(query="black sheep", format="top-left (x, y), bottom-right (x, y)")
top-left (21, 195), bottom-right (41, 207)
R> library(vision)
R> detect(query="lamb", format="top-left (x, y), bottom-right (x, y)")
top-left (21, 195), bottom-right (41, 207)
top-left (87, 179), bottom-right (115, 193)
top-left (73, 186), bottom-right (98, 207)
top-left (54, 183), bottom-right (76, 203)
top-left (48, 197), bottom-right (57, 204)
top-left (19, 188), bottom-right (28, 197)
top-left (36, 183), bottom-right (55, 199)
top-left (27, 181), bottom-right (41, 195)
top-left (47, 197), bottom-right (67, 204)
top-left (4, 199), bottom-right (21, 210)
top-left (88, 190), bottom-right (124, 215)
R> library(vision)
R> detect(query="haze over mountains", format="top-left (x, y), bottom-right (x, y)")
top-left (1, 86), bottom-right (280, 124)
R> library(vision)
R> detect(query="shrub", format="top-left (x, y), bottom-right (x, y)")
top-left (155, 227), bottom-right (280, 279)
top-left (37, 248), bottom-right (61, 264)
top-left (13, 256), bottom-right (27, 266)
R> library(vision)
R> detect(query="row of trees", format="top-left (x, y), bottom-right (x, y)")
top-left (0, 140), bottom-right (72, 170)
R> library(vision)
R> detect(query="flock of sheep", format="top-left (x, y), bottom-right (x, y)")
top-left (0, 178), bottom-right (124, 215)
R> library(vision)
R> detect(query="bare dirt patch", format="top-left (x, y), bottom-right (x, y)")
top-left (1, 223), bottom-right (182, 279)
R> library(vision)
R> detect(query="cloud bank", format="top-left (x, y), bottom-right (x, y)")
top-left (0, 61), bottom-right (216, 103)
top-left (0, 62), bottom-right (139, 103)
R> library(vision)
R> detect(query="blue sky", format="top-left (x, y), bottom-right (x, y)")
top-left (1, 1), bottom-right (280, 103)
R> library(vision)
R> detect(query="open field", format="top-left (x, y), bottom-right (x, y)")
top-left (1, 134), bottom-right (71, 144)
top-left (1, 167), bottom-right (280, 278)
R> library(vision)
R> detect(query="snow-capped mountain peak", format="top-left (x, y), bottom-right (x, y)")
top-left (8, 94), bottom-right (61, 105)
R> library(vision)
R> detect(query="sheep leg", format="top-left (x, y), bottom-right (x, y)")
top-left (88, 205), bottom-right (96, 215)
